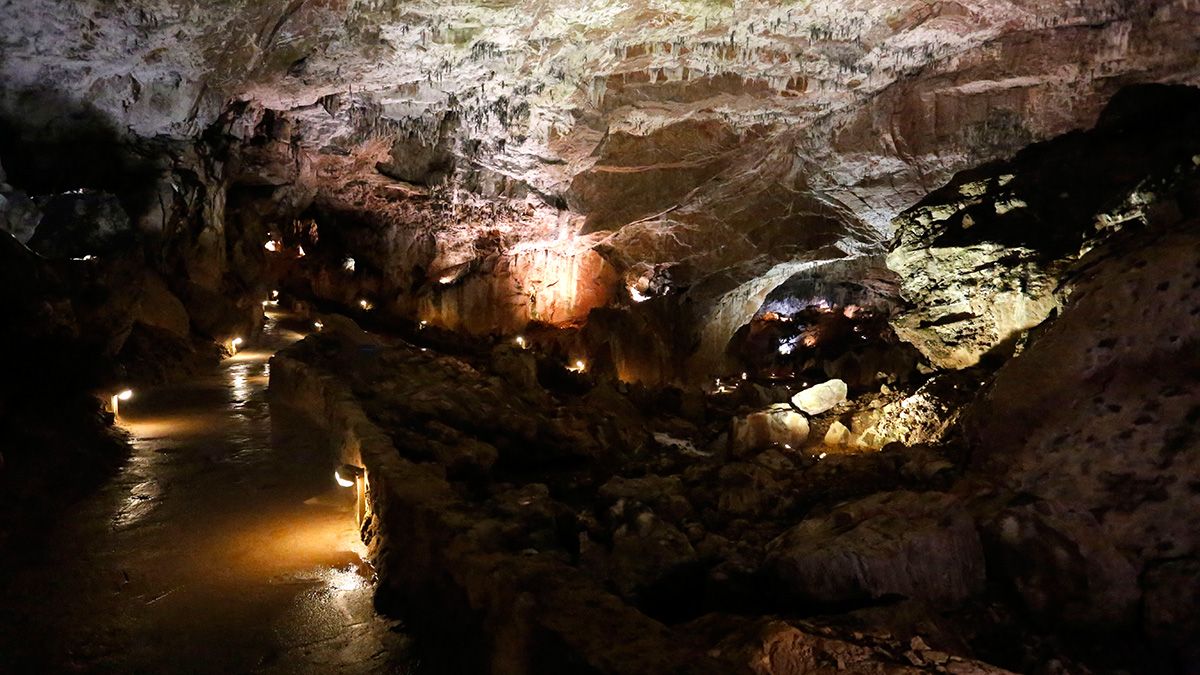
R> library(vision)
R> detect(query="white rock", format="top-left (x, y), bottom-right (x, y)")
top-left (730, 404), bottom-right (808, 456)
top-left (791, 379), bottom-right (848, 415)
top-left (824, 421), bottom-right (851, 446)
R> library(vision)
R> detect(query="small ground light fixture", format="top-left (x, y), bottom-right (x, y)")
top-left (110, 389), bottom-right (133, 418)
top-left (335, 463), bottom-right (364, 488)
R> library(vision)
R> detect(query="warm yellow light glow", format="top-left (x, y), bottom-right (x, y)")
top-left (232, 337), bottom-right (244, 347)
top-left (313, 321), bottom-right (324, 331)
top-left (438, 276), bottom-right (454, 285)
top-left (567, 359), bottom-right (587, 373)
top-left (271, 290), bottom-right (279, 300)
top-left (358, 299), bottom-right (373, 310)
top-left (297, 245), bottom-right (306, 257)
top-left (335, 464), bottom-right (364, 489)
top-left (515, 336), bottom-right (526, 349)
top-left (418, 320), bottom-right (428, 329)
top-left (110, 389), bottom-right (133, 419)
top-left (343, 257), bottom-right (356, 272)
top-left (264, 241), bottom-right (278, 252)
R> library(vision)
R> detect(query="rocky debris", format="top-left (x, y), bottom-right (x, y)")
top-left (272, 316), bottom-right (1029, 670)
top-left (887, 85), bottom-right (1200, 369)
top-left (790, 379), bottom-right (847, 415)
top-left (598, 474), bottom-right (692, 524)
top-left (270, 341), bottom-right (735, 675)
top-left (716, 619), bottom-right (1015, 675)
top-left (765, 491), bottom-right (985, 606)
top-left (716, 461), bottom-right (793, 519)
top-left (851, 372), bottom-right (979, 451)
top-left (729, 404), bottom-right (809, 457)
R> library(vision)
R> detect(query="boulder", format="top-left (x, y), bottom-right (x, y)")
top-left (790, 379), bottom-right (847, 416)
top-left (490, 344), bottom-right (539, 392)
top-left (607, 511), bottom-right (698, 600)
top-left (823, 420), bottom-right (851, 446)
top-left (134, 272), bottom-right (191, 338)
top-left (599, 474), bottom-right (692, 523)
top-left (766, 491), bottom-right (985, 605)
top-left (181, 282), bottom-right (262, 343)
top-left (717, 462), bottom-right (791, 518)
top-left (984, 501), bottom-right (1140, 628)
top-left (27, 190), bottom-right (133, 259)
top-left (0, 191), bottom-right (41, 245)
top-left (729, 404), bottom-right (808, 456)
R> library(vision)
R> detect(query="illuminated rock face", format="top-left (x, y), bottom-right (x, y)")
top-left (3, 0), bottom-right (1198, 379)
top-left (887, 85), bottom-right (1200, 369)
top-left (416, 239), bottom-right (619, 334)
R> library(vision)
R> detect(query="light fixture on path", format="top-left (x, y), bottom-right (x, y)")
top-left (110, 389), bottom-right (133, 419)
top-left (335, 464), bottom-right (364, 488)
top-left (335, 464), bottom-right (367, 525)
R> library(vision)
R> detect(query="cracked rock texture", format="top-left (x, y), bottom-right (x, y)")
top-left (5, 0), bottom-right (1198, 380)
top-left (887, 85), bottom-right (1200, 369)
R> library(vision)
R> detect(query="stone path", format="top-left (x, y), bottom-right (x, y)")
top-left (0, 310), bottom-right (416, 674)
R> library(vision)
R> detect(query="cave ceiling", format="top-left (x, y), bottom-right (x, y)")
top-left (4, 0), bottom-right (1199, 374)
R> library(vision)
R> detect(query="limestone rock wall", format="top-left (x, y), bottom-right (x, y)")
top-left (5, 0), bottom-right (1197, 383)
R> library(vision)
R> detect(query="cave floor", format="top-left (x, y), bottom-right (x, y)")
top-left (0, 310), bottom-right (416, 674)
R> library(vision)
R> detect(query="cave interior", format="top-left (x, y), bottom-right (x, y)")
top-left (1, 1), bottom-right (1199, 673)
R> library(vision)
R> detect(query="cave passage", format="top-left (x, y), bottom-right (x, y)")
top-left (0, 310), bottom-right (413, 673)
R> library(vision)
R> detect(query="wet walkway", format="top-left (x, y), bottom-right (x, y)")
top-left (0, 311), bottom-right (415, 674)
